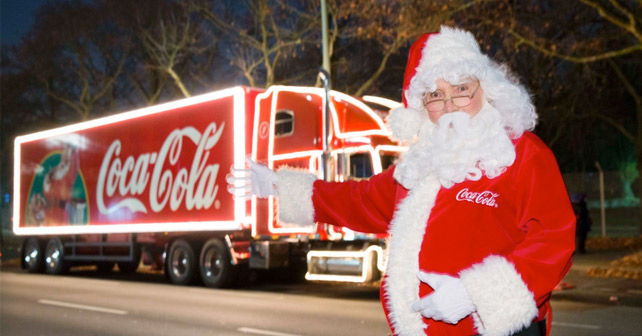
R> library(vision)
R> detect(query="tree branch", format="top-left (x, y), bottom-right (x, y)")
top-left (507, 28), bottom-right (642, 63)
top-left (41, 79), bottom-right (83, 116)
top-left (581, 0), bottom-right (642, 41)
top-left (594, 111), bottom-right (635, 143)
top-left (609, 59), bottom-right (642, 112)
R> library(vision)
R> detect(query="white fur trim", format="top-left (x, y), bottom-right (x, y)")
top-left (384, 175), bottom-right (441, 335)
top-left (405, 26), bottom-right (536, 138)
top-left (275, 167), bottom-right (318, 226)
top-left (385, 105), bottom-right (427, 142)
top-left (459, 255), bottom-right (538, 336)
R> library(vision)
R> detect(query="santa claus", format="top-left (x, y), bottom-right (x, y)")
top-left (229, 26), bottom-right (575, 336)
top-left (41, 144), bottom-right (80, 226)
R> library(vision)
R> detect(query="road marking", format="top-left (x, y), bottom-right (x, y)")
top-left (627, 289), bottom-right (642, 295)
top-left (38, 299), bottom-right (128, 315)
top-left (552, 322), bottom-right (601, 330)
top-left (237, 327), bottom-right (303, 336)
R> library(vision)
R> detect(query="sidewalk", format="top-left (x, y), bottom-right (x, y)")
top-left (552, 248), bottom-right (642, 307)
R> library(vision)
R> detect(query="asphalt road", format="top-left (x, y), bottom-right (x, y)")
top-left (1, 266), bottom-right (641, 336)
top-left (0, 266), bottom-right (389, 336)
top-left (550, 300), bottom-right (642, 336)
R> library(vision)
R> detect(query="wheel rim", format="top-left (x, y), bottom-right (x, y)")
top-left (171, 248), bottom-right (189, 279)
top-left (24, 241), bottom-right (40, 269)
top-left (46, 243), bottom-right (61, 270)
top-left (202, 247), bottom-right (223, 280)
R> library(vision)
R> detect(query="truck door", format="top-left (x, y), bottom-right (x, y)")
top-left (252, 87), bottom-right (325, 237)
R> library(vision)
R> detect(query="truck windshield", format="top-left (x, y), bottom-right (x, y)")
top-left (380, 154), bottom-right (397, 171)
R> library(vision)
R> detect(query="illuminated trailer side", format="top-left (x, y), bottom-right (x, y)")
top-left (14, 86), bottom-right (259, 287)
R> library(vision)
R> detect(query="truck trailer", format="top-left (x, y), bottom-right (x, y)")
top-left (13, 85), bottom-right (404, 288)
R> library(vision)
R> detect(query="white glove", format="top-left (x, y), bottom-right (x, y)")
top-left (411, 272), bottom-right (475, 324)
top-left (226, 158), bottom-right (278, 198)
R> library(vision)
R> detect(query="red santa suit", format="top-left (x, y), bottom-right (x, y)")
top-left (276, 132), bottom-right (574, 336)
top-left (273, 27), bottom-right (575, 336)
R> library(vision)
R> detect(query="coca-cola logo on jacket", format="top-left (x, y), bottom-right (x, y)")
top-left (455, 188), bottom-right (499, 208)
top-left (96, 122), bottom-right (225, 215)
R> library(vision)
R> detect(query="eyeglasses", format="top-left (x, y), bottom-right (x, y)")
top-left (423, 84), bottom-right (480, 112)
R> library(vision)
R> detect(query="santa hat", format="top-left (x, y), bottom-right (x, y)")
top-left (386, 26), bottom-right (537, 141)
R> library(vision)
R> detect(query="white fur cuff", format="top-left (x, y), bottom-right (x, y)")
top-left (275, 167), bottom-right (318, 226)
top-left (459, 255), bottom-right (538, 336)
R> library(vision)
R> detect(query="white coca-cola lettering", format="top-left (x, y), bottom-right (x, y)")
top-left (97, 141), bottom-right (148, 214)
top-left (455, 188), bottom-right (499, 208)
top-left (97, 122), bottom-right (225, 215)
top-left (131, 153), bottom-right (151, 194)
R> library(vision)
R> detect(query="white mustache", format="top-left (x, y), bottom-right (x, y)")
top-left (434, 111), bottom-right (471, 142)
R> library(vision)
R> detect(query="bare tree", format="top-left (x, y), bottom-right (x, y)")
top-left (137, 2), bottom-right (212, 98)
top-left (194, 0), bottom-right (320, 88)
top-left (103, 0), bottom-right (221, 103)
top-left (330, 0), bottom-right (499, 97)
top-left (17, 0), bottom-right (130, 122)
top-left (502, 0), bottom-right (642, 233)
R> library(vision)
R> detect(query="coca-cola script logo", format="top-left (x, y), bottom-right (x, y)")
top-left (455, 188), bottom-right (499, 208)
top-left (97, 122), bottom-right (225, 215)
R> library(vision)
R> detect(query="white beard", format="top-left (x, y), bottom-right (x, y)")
top-left (393, 102), bottom-right (516, 189)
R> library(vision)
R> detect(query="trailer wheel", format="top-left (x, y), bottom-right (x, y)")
top-left (199, 239), bottom-right (236, 288)
top-left (22, 237), bottom-right (44, 273)
top-left (166, 239), bottom-right (197, 285)
top-left (44, 238), bottom-right (68, 275)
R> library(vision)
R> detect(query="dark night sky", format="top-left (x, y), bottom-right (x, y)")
top-left (1, 0), bottom-right (44, 46)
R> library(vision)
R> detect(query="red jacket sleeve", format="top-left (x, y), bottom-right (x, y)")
top-left (312, 167), bottom-right (399, 234)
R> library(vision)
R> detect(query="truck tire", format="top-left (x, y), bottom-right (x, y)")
top-left (199, 238), bottom-right (237, 288)
top-left (22, 237), bottom-right (45, 273)
top-left (166, 239), bottom-right (197, 285)
top-left (44, 238), bottom-right (69, 275)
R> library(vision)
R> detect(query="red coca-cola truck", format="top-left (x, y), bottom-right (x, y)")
top-left (13, 85), bottom-right (404, 287)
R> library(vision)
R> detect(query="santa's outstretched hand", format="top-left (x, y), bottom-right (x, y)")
top-left (412, 272), bottom-right (476, 324)
top-left (226, 158), bottom-right (278, 198)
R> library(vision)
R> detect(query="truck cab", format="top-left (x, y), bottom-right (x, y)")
top-left (251, 86), bottom-right (405, 282)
